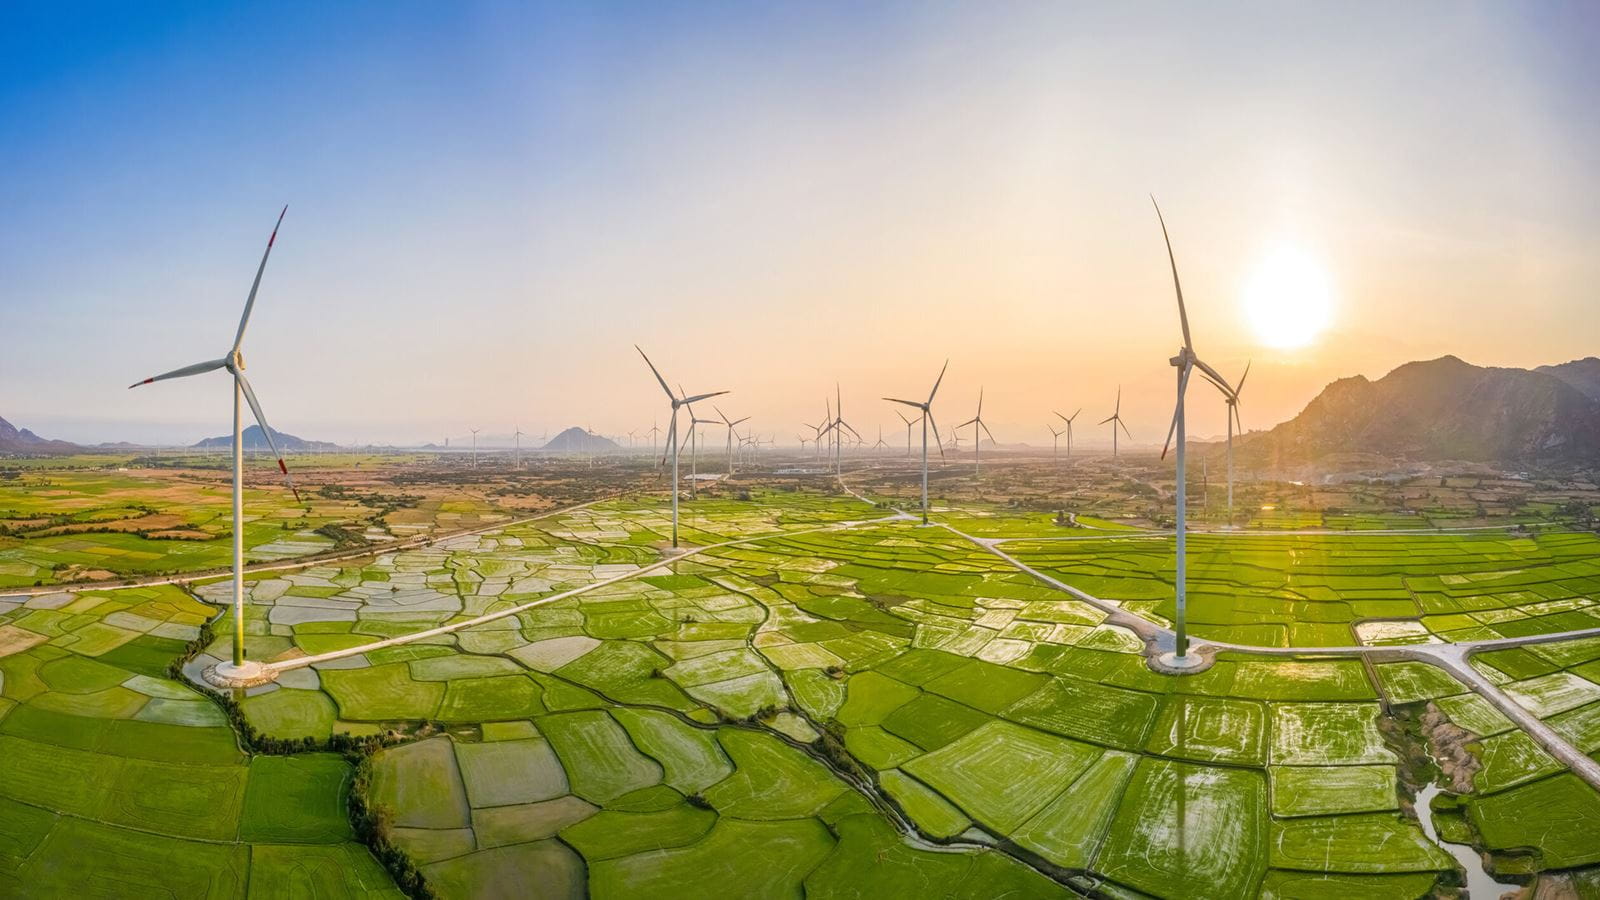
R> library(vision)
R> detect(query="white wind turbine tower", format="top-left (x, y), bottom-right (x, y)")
top-left (1098, 388), bottom-right (1131, 458)
top-left (128, 206), bottom-right (299, 686)
top-left (513, 426), bottom-right (526, 469)
top-left (797, 433), bottom-right (811, 454)
top-left (636, 346), bottom-right (727, 548)
top-left (648, 421), bottom-right (661, 458)
top-left (1223, 362), bottom-right (1250, 527)
top-left (714, 406), bottom-right (749, 475)
top-left (470, 428), bottom-right (480, 467)
top-left (883, 360), bottom-right (948, 525)
top-left (895, 409), bottom-right (921, 458)
top-left (1047, 423), bottom-right (1065, 461)
top-left (957, 388), bottom-right (995, 475)
top-left (1053, 408), bottom-right (1081, 458)
top-left (682, 391), bottom-right (720, 498)
top-left (872, 426), bottom-right (888, 457)
top-left (1153, 197), bottom-right (1238, 670)
top-left (831, 385), bottom-right (863, 474)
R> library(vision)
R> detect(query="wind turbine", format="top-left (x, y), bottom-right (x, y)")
top-left (683, 391), bottom-right (720, 498)
top-left (1098, 388), bottom-right (1131, 458)
top-left (957, 388), bottom-right (995, 475)
top-left (1053, 408), bottom-right (1081, 458)
top-left (883, 360), bottom-right (948, 525)
top-left (128, 206), bottom-right (298, 685)
top-left (1153, 197), bottom-right (1238, 669)
top-left (635, 346), bottom-right (727, 548)
top-left (872, 426), bottom-right (888, 457)
top-left (1223, 362), bottom-right (1250, 527)
top-left (895, 409), bottom-right (921, 458)
top-left (714, 406), bottom-right (749, 475)
top-left (648, 421), bottom-right (661, 457)
top-left (831, 385), bottom-right (863, 474)
top-left (513, 426), bottom-right (526, 469)
top-left (1047, 423), bottom-right (1064, 461)
top-left (470, 428), bottom-right (480, 467)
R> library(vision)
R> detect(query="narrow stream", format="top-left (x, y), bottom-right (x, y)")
top-left (1414, 783), bottom-right (1519, 898)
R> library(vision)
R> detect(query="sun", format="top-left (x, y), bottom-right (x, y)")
top-left (1240, 243), bottom-right (1333, 349)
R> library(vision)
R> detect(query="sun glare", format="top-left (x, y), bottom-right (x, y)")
top-left (1241, 243), bottom-right (1333, 349)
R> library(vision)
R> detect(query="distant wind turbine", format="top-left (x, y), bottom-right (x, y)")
top-left (1223, 362), bottom-right (1250, 527)
top-left (1047, 423), bottom-right (1064, 461)
top-left (128, 206), bottom-right (299, 685)
top-left (957, 388), bottom-right (995, 475)
top-left (1153, 196), bottom-right (1238, 670)
top-left (683, 389), bottom-right (720, 498)
top-left (895, 409), bottom-right (921, 458)
top-left (470, 428), bottom-right (480, 467)
top-left (1053, 408), bottom-right (1081, 458)
top-left (714, 406), bottom-right (749, 475)
top-left (884, 360), bottom-right (948, 525)
top-left (1098, 388), bottom-right (1131, 458)
top-left (513, 426), bottom-right (525, 469)
top-left (831, 385), bottom-right (862, 474)
top-left (635, 346), bottom-right (728, 547)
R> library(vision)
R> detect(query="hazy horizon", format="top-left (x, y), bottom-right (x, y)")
top-left (5, 2), bottom-right (1598, 448)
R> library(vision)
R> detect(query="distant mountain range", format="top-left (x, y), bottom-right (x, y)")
top-left (0, 416), bottom-right (79, 455)
top-left (195, 425), bottom-right (337, 451)
top-left (542, 427), bottom-right (620, 453)
top-left (1233, 356), bottom-right (1600, 468)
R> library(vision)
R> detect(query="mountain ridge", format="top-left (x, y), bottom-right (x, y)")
top-left (1233, 355), bottom-right (1600, 467)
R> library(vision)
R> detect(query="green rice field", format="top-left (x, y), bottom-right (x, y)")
top-left (3, 482), bottom-right (1598, 896)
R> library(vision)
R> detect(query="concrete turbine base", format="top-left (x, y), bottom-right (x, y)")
top-left (203, 660), bottom-right (279, 689)
top-left (1151, 648), bottom-right (1216, 675)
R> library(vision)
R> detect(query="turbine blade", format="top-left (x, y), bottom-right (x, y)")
top-left (1053, 409), bottom-right (1069, 423)
top-left (236, 373), bottom-right (300, 501)
top-left (977, 387), bottom-right (984, 416)
top-left (635, 345), bottom-right (676, 400)
top-left (681, 390), bottom-right (729, 405)
top-left (1120, 418), bottom-right (1133, 440)
top-left (128, 357), bottom-right (228, 389)
top-left (1098, 415), bottom-right (1115, 425)
top-left (980, 421), bottom-right (995, 442)
top-left (1194, 358), bottom-right (1236, 399)
top-left (232, 206), bottom-right (287, 354)
top-left (928, 412), bottom-right (945, 461)
top-left (884, 397), bottom-right (922, 408)
top-left (1150, 195), bottom-right (1192, 352)
top-left (1160, 365), bottom-right (1194, 460)
top-left (1236, 360), bottom-right (1251, 394)
top-left (958, 417), bottom-right (978, 427)
top-left (1071, 408), bottom-right (1081, 422)
top-left (927, 359), bottom-right (949, 403)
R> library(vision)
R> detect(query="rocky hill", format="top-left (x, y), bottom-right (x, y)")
top-left (1233, 356), bottom-right (1600, 468)
top-left (195, 424), bottom-right (337, 451)
top-left (541, 427), bottom-right (620, 453)
top-left (0, 416), bottom-right (80, 455)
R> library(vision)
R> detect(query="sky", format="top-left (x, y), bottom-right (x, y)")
top-left (3, 1), bottom-right (1598, 448)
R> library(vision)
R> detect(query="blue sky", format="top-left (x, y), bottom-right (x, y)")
top-left (4, 2), bottom-right (1598, 446)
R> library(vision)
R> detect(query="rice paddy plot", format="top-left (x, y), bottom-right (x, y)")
top-left (903, 721), bottom-right (1102, 833)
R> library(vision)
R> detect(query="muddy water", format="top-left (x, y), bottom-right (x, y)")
top-left (1414, 783), bottom-right (1519, 898)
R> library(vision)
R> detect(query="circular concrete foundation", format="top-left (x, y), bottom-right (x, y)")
top-left (1148, 647), bottom-right (1216, 675)
top-left (203, 660), bottom-right (279, 689)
